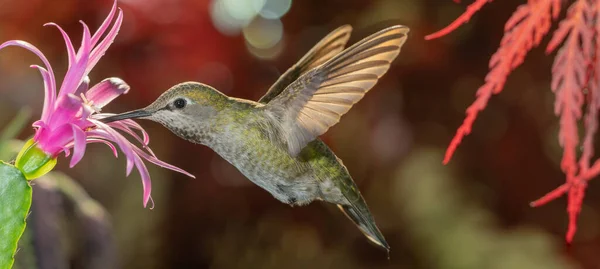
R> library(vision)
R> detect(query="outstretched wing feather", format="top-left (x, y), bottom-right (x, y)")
top-left (266, 26), bottom-right (409, 156)
top-left (258, 25), bottom-right (353, 104)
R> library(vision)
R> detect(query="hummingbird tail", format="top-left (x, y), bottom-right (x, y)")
top-left (337, 204), bottom-right (390, 253)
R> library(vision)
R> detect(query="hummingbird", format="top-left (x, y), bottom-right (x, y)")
top-left (101, 25), bottom-right (409, 251)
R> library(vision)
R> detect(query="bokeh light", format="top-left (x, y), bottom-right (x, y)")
top-left (243, 17), bottom-right (283, 49)
top-left (259, 0), bottom-right (292, 20)
top-left (210, 0), bottom-right (287, 59)
top-left (243, 17), bottom-right (284, 59)
top-left (210, 0), bottom-right (266, 35)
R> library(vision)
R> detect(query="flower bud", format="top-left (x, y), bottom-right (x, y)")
top-left (15, 139), bottom-right (57, 180)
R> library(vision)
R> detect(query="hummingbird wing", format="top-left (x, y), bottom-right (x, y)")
top-left (258, 25), bottom-right (353, 104)
top-left (264, 25), bottom-right (409, 156)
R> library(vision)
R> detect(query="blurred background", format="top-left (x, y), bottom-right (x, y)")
top-left (0, 0), bottom-right (594, 268)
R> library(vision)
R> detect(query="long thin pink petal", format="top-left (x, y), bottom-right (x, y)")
top-left (69, 123), bottom-right (87, 167)
top-left (132, 147), bottom-right (195, 178)
top-left (147, 196), bottom-right (155, 210)
top-left (132, 153), bottom-right (152, 208)
top-left (32, 120), bottom-right (45, 129)
top-left (85, 78), bottom-right (130, 108)
top-left (126, 157), bottom-right (134, 175)
top-left (99, 116), bottom-right (155, 156)
top-left (62, 135), bottom-right (119, 159)
top-left (44, 23), bottom-right (76, 68)
top-left (32, 120), bottom-right (48, 142)
top-left (0, 40), bottom-right (56, 121)
top-left (58, 21), bottom-right (91, 98)
top-left (86, 130), bottom-right (121, 148)
top-left (107, 121), bottom-right (147, 146)
top-left (93, 115), bottom-right (151, 146)
top-left (86, 9), bottom-right (123, 75)
top-left (91, 0), bottom-right (118, 46)
top-left (87, 130), bottom-right (134, 172)
top-left (86, 138), bottom-right (119, 157)
top-left (119, 119), bottom-right (151, 146)
top-left (63, 147), bottom-right (71, 157)
top-left (32, 120), bottom-right (46, 133)
top-left (91, 120), bottom-right (136, 175)
top-left (29, 65), bottom-right (54, 121)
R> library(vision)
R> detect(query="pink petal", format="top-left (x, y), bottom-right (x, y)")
top-left (86, 9), bottom-right (123, 75)
top-left (75, 76), bottom-right (90, 95)
top-left (48, 94), bottom-right (83, 127)
top-left (86, 138), bottom-right (119, 157)
top-left (63, 147), bottom-right (71, 157)
top-left (29, 65), bottom-right (55, 121)
top-left (44, 23), bottom-right (76, 68)
top-left (132, 146), bottom-right (195, 178)
top-left (91, 120), bottom-right (137, 175)
top-left (58, 21), bottom-right (91, 98)
top-left (32, 120), bottom-right (45, 129)
top-left (101, 117), bottom-right (155, 156)
top-left (106, 121), bottom-right (147, 147)
top-left (89, 117), bottom-right (194, 208)
top-left (126, 157), bottom-right (134, 176)
top-left (69, 123), bottom-right (87, 167)
top-left (119, 119), bottom-right (150, 145)
top-left (85, 78), bottom-right (130, 108)
top-left (96, 132), bottom-right (135, 174)
top-left (132, 153), bottom-right (153, 208)
top-left (91, 0), bottom-right (118, 46)
top-left (0, 40), bottom-right (56, 121)
top-left (38, 123), bottom-right (73, 155)
top-left (89, 121), bottom-right (191, 209)
top-left (32, 120), bottom-right (48, 141)
top-left (148, 197), bottom-right (155, 210)
top-left (93, 115), bottom-right (150, 145)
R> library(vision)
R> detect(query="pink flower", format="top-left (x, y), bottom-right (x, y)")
top-left (1, 1), bottom-right (194, 207)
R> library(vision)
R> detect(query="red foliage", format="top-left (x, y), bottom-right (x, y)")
top-left (425, 0), bottom-right (492, 40)
top-left (535, 0), bottom-right (593, 242)
top-left (430, 0), bottom-right (600, 242)
top-left (441, 0), bottom-right (561, 164)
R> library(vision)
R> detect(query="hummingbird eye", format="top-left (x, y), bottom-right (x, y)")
top-left (173, 98), bottom-right (186, 109)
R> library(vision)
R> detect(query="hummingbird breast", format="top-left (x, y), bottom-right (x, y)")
top-left (204, 109), bottom-right (348, 206)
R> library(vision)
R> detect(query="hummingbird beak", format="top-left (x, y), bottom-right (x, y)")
top-left (99, 109), bottom-right (153, 123)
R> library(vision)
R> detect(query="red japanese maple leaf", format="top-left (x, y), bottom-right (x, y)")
top-left (430, 0), bottom-right (600, 242)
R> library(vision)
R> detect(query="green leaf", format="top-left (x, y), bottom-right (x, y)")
top-left (0, 162), bottom-right (32, 269)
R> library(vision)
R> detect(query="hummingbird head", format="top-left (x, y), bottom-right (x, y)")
top-left (101, 82), bottom-right (229, 141)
